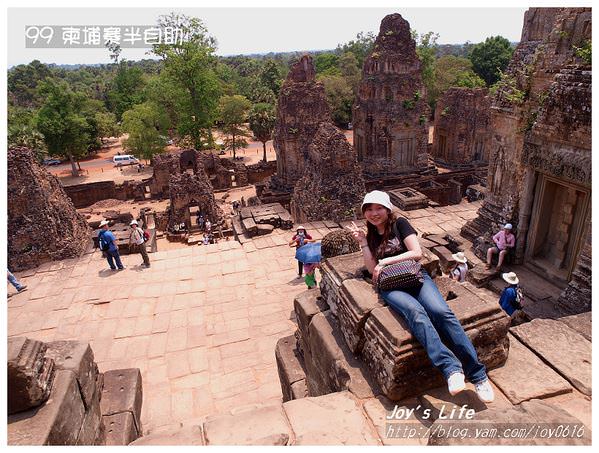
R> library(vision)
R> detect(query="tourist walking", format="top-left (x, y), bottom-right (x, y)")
top-left (486, 223), bottom-right (515, 271)
top-left (449, 252), bottom-right (468, 283)
top-left (289, 226), bottom-right (314, 277)
top-left (129, 220), bottom-right (150, 267)
top-left (7, 270), bottom-right (27, 292)
top-left (348, 190), bottom-right (494, 403)
top-left (98, 220), bottom-right (124, 270)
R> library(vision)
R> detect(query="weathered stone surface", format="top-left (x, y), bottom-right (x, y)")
top-left (304, 312), bottom-right (379, 399)
top-left (337, 279), bottom-right (383, 353)
top-left (362, 396), bottom-right (429, 445)
top-left (428, 399), bottom-right (591, 445)
top-left (488, 333), bottom-right (572, 404)
top-left (432, 87), bottom-right (491, 166)
top-left (556, 311), bottom-right (591, 341)
top-left (203, 404), bottom-right (291, 445)
top-left (100, 368), bottom-right (143, 433)
top-left (275, 335), bottom-right (308, 402)
top-left (419, 381), bottom-right (513, 421)
top-left (420, 247), bottom-right (441, 278)
top-left (103, 412), bottom-right (138, 446)
top-left (291, 123), bottom-right (365, 223)
top-left (272, 55), bottom-right (331, 191)
top-left (362, 281), bottom-right (510, 400)
top-left (431, 245), bottom-right (456, 273)
top-left (321, 229), bottom-right (360, 260)
top-left (510, 319), bottom-right (591, 396)
top-left (293, 288), bottom-right (328, 355)
top-left (283, 391), bottom-right (380, 445)
top-left (8, 147), bottom-right (91, 271)
top-left (8, 337), bottom-right (55, 415)
top-left (8, 370), bottom-right (85, 445)
top-left (319, 252), bottom-right (365, 315)
top-left (388, 187), bottom-right (429, 211)
top-left (541, 393), bottom-right (592, 431)
top-left (44, 341), bottom-right (98, 409)
top-left (129, 425), bottom-right (205, 445)
top-left (76, 372), bottom-right (105, 446)
top-left (353, 14), bottom-right (430, 178)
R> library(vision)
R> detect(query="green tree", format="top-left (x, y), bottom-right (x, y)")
top-left (413, 31), bottom-right (439, 107)
top-left (35, 79), bottom-right (91, 176)
top-left (94, 111), bottom-right (120, 145)
top-left (8, 105), bottom-right (47, 160)
top-left (338, 51), bottom-right (361, 93)
top-left (107, 62), bottom-right (147, 120)
top-left (259, 59), bottom-right (283, 95)
top-left (431, 55), bottom-right (486, 106)
top-left (469, 36), bottom-right (514, 86)
top-left (336, 31), bottom-right (376, 67)
top-left (248, 103), bottom-right (276, 162)
top-left (7, 60), bottom-right (53, 107)
top-left (152, 13), bottom-right (221, 150)
top-left (121, 102), bottom-right (168, 161)
top-left (218, 95), bottom-right (252, 159)
top-left (314, 53), bottom-right (340, 75)
top-left (319, 75), bottom-right (354, 128)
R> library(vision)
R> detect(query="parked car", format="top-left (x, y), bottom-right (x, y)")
top-left (113, 155), bottom-right (139, 167)
top-left (42, 158), bottom-right (62, 166)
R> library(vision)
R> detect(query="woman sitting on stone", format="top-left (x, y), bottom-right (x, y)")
top-left (348, 190), bottom-right (494, 403)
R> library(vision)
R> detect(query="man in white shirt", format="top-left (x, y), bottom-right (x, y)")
top-left (129, 220), bottom-right (150, 267)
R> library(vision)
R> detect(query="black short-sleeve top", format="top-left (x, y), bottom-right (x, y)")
top-left (376, 217), bottom-right (417, 259)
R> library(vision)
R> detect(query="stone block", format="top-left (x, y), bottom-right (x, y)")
top-left (255, 223), bottom-right (275, 235)
top-left (283, 391), bottom-right (380, 445)
top-left (293, 288), bottom-right (328, 355)
top-left (337, 279), bottom-right (383, 353)
top-left (8, 370), bottom-right (85, 445)
top-left (431, 245), bottom-right (456, 273)
top-left (557, 311), bottom-right (591, 341)
top-left (8, 337), bottom-right (55, 415)
top-left (101, 368), bottom-right (143, 434)
top-left (419, 238), bottom-right (438, 249)
top-left (428, 399), bottom-right (591, 445)
top-left (290, 380), bottom-right (309, 400)
top-left (275, 335), bottom-right (307, 402)
top-left (362, 282), bottom-right (510, 401)
top-left (319, 252), bottom-right (366, 315)
top-left (130, 424), bottom-right (205, 445)
top-left (76, 372), bottom-right (106, 445)
top-left (303, 312), bottom-right (379, 399)
top-left (44, 340), bottom-right (98, 409)
top-left (203, 403), bottom-right (291, 445)
top-left (242, 217), bottom-right (257, 235)
top-left (488, 334), bottom-right (572, 404)
top-left (103, 412), bottom-right (138, 446)
top-left (420, 247), bottom-right (441, 278)
top-left (425, 234), bottom-right (449, 247)
top-left (510, 319), bottom-right (591, 396)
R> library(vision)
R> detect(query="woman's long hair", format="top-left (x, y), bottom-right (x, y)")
top-left (364, 205), bottom-right (397, 259)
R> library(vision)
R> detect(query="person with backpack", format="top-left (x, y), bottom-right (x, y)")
top-left (129, 219), bottom-right (150, 268)
top-left (98, 220), bottom-right (124, 270)
top-left (499, 272), bottom-right (523, 316)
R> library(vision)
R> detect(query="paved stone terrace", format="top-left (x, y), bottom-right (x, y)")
top-left (7, 200), bottom-right (485, 435)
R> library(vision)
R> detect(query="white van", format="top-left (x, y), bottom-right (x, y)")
top-left (113, 155), bottom-right (139, 167)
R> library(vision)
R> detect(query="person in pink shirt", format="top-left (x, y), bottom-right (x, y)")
top-left (486, 223), bottom-right (516, 270)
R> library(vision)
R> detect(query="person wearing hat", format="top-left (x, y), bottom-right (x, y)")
top-left (347, 190), bottom-right (494, 403)
top-left (288, 226), bottom-right (314, 277)
top-left (449, 252), bottom-right (468, 283)
top-left (499, 272), bottom-right (522, 316)
top-left (129, 219), bottom-right (150, 268)
top-left (98, 220), bottom-right (124, 271)
top-left (486, 223), bottom-right (516, 271)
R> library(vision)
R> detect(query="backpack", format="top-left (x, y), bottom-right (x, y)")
top-left (514, 286), bottom-right (524, 309)
top-left (143, 230), bottom-right (150, 242)
top-left (98, 232), bottom-right (110, 252)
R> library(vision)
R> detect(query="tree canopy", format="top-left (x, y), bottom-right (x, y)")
top-left (218, 95), bottom-right (252, 159)
top-left (469, 36), bottom-right (514, 86)
top-left (248, 102), bottom-right (276, 162)
top-left (121, 102), bottom-right (169, 161)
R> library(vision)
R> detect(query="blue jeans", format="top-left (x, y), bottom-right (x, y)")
top-left (106, 249), bottom-right (124, 270)
top-left (7, 270), bottom-right (23, 290)
top-left (380, 272), bottom-right (487, 384)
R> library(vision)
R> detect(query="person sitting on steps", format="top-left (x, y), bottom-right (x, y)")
top-left (486, 223), bottom-right (515, 271)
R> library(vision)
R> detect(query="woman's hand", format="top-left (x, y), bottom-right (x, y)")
top-left (347, 221), bottom-right (367, 247)
top-left (372, 263), bottom-right (384, 284)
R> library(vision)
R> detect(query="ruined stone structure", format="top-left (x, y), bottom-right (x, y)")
top-left (8, 337), bottom-right (143, 446)
top-left (271, 55), bottom-right (331, 191)
top-left (461, 8), bottom-right (591, 313)
top-left (64, 179), bottom-right (149, 208)
top-left (8, 147), bottom-right (91, 271)
top-left (167, 166), bottom-right (224, 232)
top-left (431, 87), bottom-right (491, 167)
top-left (291, 123), bottom-right (366, 223)
top-left (353, 14), bottom-right (431, 178)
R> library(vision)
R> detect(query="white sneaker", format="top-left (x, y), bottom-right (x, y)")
top-left (447, 372), bottom-right (466, 396)
top-left (475, 379), bottom-right (495, 403)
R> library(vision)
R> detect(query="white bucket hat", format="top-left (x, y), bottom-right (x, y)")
top-left (99, 220), bottom-right (110, 227)
top-left (361, 190), bottom-right (392, 212)
top-left (296, 225), bottom-right (306, 232)
top-left (452, 252), bottom-right (468, 264)
top-left (504, 223), bottom-right (513, 230)
top-left (502, 272), bottom-right (519, 285)
top-left (130, 220), bottom-right (138, 226)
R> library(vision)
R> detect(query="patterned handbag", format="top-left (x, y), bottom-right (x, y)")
top-left (376, 259), bottom-right (424, 291)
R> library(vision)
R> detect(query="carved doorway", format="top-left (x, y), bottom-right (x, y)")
top-left (525, 173), bottom-right (589, 282)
